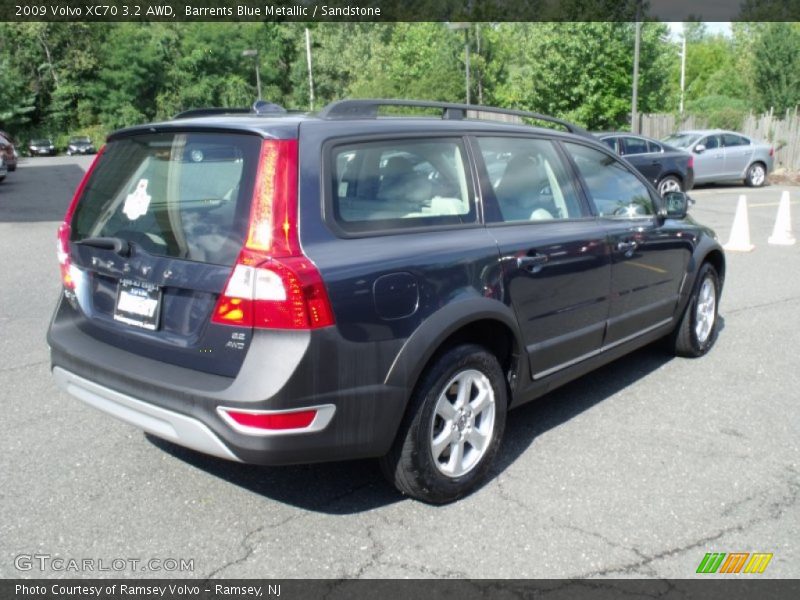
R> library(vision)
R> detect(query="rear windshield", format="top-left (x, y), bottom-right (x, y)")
top-left (71, 132), bottom-right (262, 266)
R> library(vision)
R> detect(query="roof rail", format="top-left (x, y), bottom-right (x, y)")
top-left (317, 99), bottom-right (589, 136)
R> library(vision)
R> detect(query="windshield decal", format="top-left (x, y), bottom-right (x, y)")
top-left (123, 179), bottom-right (151, 221)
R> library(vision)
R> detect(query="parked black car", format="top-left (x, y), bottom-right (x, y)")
top-left (29, 138), bottom-right (56, 156)
top-left (595, 132), bottom-right (694, 196)
top-left (66, 136), bottom-right (96, 156)
top-left (48, 99), bottom-right (724, 503)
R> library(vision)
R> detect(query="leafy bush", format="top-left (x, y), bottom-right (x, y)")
top-left (686, 95), bottom-right (748, 130)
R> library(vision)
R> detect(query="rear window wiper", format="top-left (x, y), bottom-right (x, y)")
top-left (76, 236), bottom-right (131, 257)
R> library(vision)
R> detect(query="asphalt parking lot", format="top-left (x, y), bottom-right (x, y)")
top-left (1, 156), bottom-right (798, 579)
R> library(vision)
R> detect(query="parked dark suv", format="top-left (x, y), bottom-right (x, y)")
top-left (48, 99), bottom-right (725, 503)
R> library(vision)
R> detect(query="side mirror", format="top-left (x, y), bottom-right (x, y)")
top-left (694, 144), bottom-right (706, 154)
top-left (660, 191), bottom-right (690, 219)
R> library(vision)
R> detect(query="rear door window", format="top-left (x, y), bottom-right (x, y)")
top-left (71, 132), bottom-right (262, 266)
top-left (477, 136), bottom-right (585, 222)
top-left (331, 138), bottom-right (474, 233)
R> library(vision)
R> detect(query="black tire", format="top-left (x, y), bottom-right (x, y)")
top-left (380, 344), bottom-right (508, 504)
top-left (7, 164), bottom-right (15, 172)
top-left (745, 162), bottom-right (767, 187)
top-left (671, 263), bottom-right (720, 357)
top-left (657, 175), bottom-right (683, 196)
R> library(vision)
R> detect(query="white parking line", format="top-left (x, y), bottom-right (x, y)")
top-left (749, 201), bottom-right (800, 208)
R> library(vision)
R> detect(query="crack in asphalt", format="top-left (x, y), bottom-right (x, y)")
top-left (346, 517), bottom-right (387, 578)
top-left (553, 520), bottom-right (654, 574)
top-left (346, 511), bottom-right (470, 578)
top-left (724, 295), bottom-right (800, 316)
top-left (492, 473), bottom-right (532, 513)
top-left (201, 480), bottom-right (379, 579)
top-left (566, 467), bottom-right (799, 578)
top-left (0, 360), bottom-right (48, 374)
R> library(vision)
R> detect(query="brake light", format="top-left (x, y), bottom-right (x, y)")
top-left (687, 155), bottom-right (694, 169)
top-left (212, 139), bottom-right (335, 330)
top-left (57, 146), bottom-right (106, 290)
top-left (769, 147), bottom-right (774, 157)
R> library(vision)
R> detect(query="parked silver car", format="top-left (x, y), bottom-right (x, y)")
top-left (663, 130), bottom-right (774, 187)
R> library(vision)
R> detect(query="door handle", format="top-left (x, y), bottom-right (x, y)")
top-left (516, 254), bottom-right (549, 271)
top-left (616, 240), bottom-right (638, 256)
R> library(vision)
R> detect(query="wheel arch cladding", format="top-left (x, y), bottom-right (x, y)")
top-left (703, 248), bottom-right (726, 288)
top-left (384, 298), bottom-right (522, 401)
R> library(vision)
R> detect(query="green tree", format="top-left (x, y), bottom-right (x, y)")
top-left (289, 23), bottom-right (390, 109)
top-left (752, 23), bottom-right (800, 113)
top-left (492, 22), bottom-right (672, 130)
top-left (348, 23), bottom-right (466, 103)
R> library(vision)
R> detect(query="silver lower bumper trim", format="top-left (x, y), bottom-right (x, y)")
top-left (52, 367), bottom-right (241, 462)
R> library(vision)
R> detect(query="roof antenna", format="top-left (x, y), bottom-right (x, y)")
top-left (252, 100), bottom-right (287, 114)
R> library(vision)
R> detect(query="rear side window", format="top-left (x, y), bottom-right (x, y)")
top-left (71, 132), bottom-right (261, 266)
top-left (601, 137), bottom-right (619, 152)
top-left (722, 134), bottom-right (748, 147)
top-left (331, 138), bottom-right (474, 233)
top-left (621, 137), bottom-right (649, 155)
top-left (478, 136), bottom-right (584, 222)
top-left (647, 141), bottom-right (663, 153)
top-left (565, 142), bottom-right (654, 218)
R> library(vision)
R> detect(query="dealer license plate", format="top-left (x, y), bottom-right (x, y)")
top-left (113, 279), bottom-right (162, 331)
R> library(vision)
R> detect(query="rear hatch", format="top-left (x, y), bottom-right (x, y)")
top-left (63, 130), bottom-right (263, 377)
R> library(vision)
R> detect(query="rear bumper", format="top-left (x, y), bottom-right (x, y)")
top-left (684, 167), bottom-right (695, 192)
top-left (53, 367), bottom-right (242, 462)
top-left (48, 296), bottom-right (408, 465)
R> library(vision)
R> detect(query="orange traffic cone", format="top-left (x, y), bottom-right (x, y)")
top-left (723, 195), bottom-right (755, 252)
top-left (768, 191), bottom-right (796, 246)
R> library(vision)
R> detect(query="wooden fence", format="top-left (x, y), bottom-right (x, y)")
top-left (640, 108), bottom-right (800, 171)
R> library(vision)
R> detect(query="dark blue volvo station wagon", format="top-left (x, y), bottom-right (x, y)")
top-left (48, 99), bottom-right (724, 503)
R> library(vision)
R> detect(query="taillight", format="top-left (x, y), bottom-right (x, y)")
top-left (687, 155), bottom-right (694, 169)
top-left (211, 139), bottom-right (335, 330)
top-left (57, 146), bottom-right (106, 290)
top-left (56, 222), bottom-right (75, 290)
top-left (769, 147), bottom-right (774, 157)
